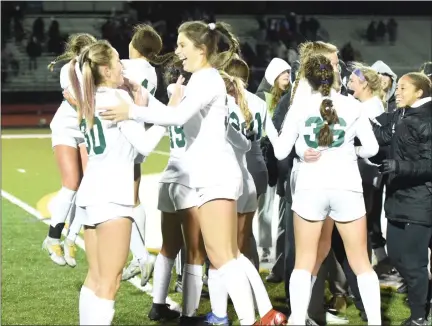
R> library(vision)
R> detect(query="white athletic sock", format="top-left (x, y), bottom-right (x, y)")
top-left (129, 222), bottom-right (149, 262)
top-left (238, 254), bottom-right (272, 317)
top-left (152, 254), bottom-right (175, 304)
top-left (357, 271), bottom-right (381, 325)
top-left (79, 285), bottom-right (95, 325)
top-left (66, 205), bottom-right (84, 243)
top-left (132, 204), bottom-right (146, 242)
top-left (208, 269), bottom-right (228, 318)
top-left (91, 297), bottom-right (115, 325)
top-left (289, 269), bottom-right (312, 325)
top-left (181, 264), bottom-right (203, 317)
top-left (218, 259), bottom-right (256, 325)
top-left (49, 187), bottom-right (76, 227)
top-left (175, 250), bottom-right (184, 277)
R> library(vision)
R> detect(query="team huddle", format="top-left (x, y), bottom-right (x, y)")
top-left (41, 19), bottom-right (432, 326)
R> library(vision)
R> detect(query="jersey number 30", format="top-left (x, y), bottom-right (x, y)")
top-left (80, 117), bottom-right (106, 155)
top-left (304, 116), bottom-right (346, 148)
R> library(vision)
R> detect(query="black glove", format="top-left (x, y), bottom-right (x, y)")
top-left (378, 159), bottom-right (399, 175)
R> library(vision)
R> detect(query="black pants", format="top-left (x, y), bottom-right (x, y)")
top-left (387, 220), bottom-right (432, 319)
top-left (367, 182), bottom-right (386, 249)
top-left (272, 196), bottom-right (287, 277)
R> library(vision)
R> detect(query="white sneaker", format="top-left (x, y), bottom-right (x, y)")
top-left (42, 237), bottom-right (66, 266)
top-left (326, 312), bottom-right (349, 325)
top-left (62, 239), bottom-right (77, 267)
top-left (122, 259), bottom-right (140, 281)
top-left (140, 254), bottom-right (156, 287)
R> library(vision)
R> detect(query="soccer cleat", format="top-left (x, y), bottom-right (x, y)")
top-left (122, 259), bottom-right (141, 281)
top-left (147, 303), bottom-right (180, 321)
top-left (325, 311), bottom-right (349, 325)
top-left (254, 309), bottom-right (287, 325)
top-left (140, 254), bottom-right (156, 287)
top-left (42, 237), bottom-right (66, 266)
top-left (205, 312), bottom-right (230, 325)
top-left (62, 239), bottom-right (77, 267)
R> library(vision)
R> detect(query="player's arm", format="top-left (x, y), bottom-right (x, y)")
top-left (391, 123), bottom-right (432, 179)
top-left (119, 121), bottom-right (166, 156)
top-left (129, 87), bottom-right (210, 126)
top-left (371, 112), bottom-right (395, 146)
top-left (355, 112), bottom-right (379, 158)
top-left (226, 121), bottom-right (251, 151)
top-left (271, 102), bottom-right (300, 161)
top-left (264, 107), bottom-right (279, 145)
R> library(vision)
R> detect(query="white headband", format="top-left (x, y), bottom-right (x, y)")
top-left (208, 23), bottom-right (216, 30)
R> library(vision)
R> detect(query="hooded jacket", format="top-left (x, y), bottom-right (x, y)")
top-left (256, 58), bottom-right (291, 116)
top-left (371, 60), bottom-right (397, 113)
top-left (372, 97), bottom-right (432, 225)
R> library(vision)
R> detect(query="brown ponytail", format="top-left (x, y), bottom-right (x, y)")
top-left (220, 71), bottom-right (253, 129)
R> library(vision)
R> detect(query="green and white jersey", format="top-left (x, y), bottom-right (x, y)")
top-left (50, 60), bottom-right (82, 139)
top-left (273, 89), bottom-right (379, 192)
top-left (226, 94), bottom-right (252, 179)
top-left (76, 87), bottom-right (165, 207)
top-left (244, 90), bottom-right (278, 173)
top-left (121, 58), bottom-right (157, 96)
top-left (129, 68), bottom-right (242, 188)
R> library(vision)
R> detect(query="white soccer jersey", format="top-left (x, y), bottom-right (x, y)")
top-left (273, 89), bottom-right (379, 192)
top-left (244, 90), bottom-right (278, 172)
top-left (129, 67), bottom-right (242, 188)
top-left (122, 58), bottom-right (157, 96)
top-left (50, 60), bottom-right (83, 140)
top-left (357, 95), bottom-right (385, 185)
top-left (226, 95), bottom-right (252, 178)
top-left (76, 88), bottom-right (166, 207)
top-left (159, 84), bottom-right (189, 184)
top-left (122, 58), bottom-right (158, 164)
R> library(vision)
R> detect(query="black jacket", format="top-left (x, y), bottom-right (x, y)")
top-left (373, 98), bottom-right (432, 226)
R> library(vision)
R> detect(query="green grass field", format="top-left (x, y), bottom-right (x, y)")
top-left (1, 129), bottom-right (411, 325)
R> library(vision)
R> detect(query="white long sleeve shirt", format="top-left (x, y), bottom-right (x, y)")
top-left (130, 68), bottom-right (242, 188)
top-left (76, 88), bottom-right (165, 207)
top-left (357, 96), bottom-right (385, 185)
top-left (122, 58), bottom-right (157, 96)
top-left (226, 95), bottom-right (252, 179)
top-left (273, 89), bottom-right (379, 192)
top-left (244, 90), bottom-right (279, 173)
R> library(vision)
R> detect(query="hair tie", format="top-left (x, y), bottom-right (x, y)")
top-left (324, 121), bottom-right (329, 124)
top-left (319, 64), bottom-right (327, 70)
top-left (325, 106), bottom-right (331, 111)
top-left (321, 80), bottom-right (330, 85)
top-left (208, 23), bottom-right (216, 30)
top-left (322, 96), bottom-right (332, 101)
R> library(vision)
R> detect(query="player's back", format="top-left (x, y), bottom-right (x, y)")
top-left (122, 58), bottom-right (157, 96)
top-left (76, 88), bottom-right (137, 207)
top-left (294, 90), bottom-right (366, 192)
top-left (244, 90), bottom-right (267, 158)
top-left (226, 95), bottom-right (250, 177)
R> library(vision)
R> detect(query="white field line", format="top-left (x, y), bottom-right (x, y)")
top-left (1, 134), bottom-right (170, 156)
top-left (1, 189), bottom-right (180, 312)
